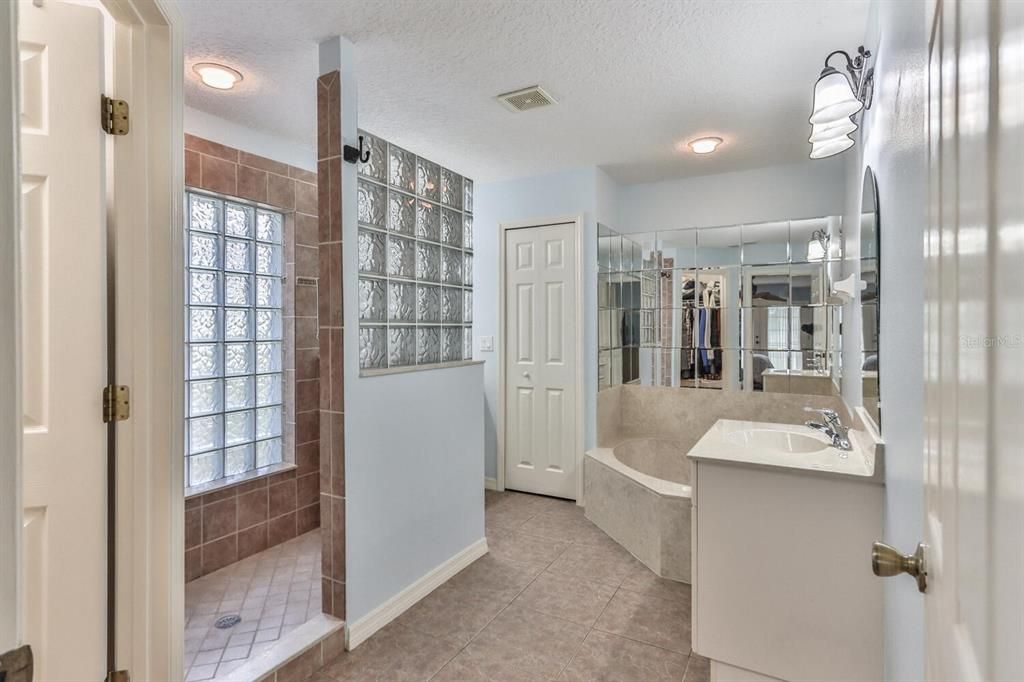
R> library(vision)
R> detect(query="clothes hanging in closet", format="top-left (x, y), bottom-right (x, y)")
top-left (693, 283), bottom-right (723, 378)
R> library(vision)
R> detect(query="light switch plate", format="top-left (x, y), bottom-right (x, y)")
top-left (479, 335), bottom-right (494, 352)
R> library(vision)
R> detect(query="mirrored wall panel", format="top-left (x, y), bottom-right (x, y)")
top-left (860, 168), bottom-right (880, 425)
top-left (598, 217), bottom-right (844, 395)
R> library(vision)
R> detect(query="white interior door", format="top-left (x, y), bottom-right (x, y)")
top-left (504, 223), bottom-right (578, 499)
top-left (19, 0), bottom-right (108, 679)
top-left (923, 0), bottom-right (1023, 680)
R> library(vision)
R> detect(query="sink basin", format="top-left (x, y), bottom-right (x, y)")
top-left (726, 429), bottom-right (829, 453)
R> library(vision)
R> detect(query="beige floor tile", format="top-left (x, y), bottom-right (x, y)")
top-left (396, 583), bottom-right (508, 645)
top-left (513, 572), bottom-right (617, 627)
top-left (683, 653), bottom-right (711, 682)
top-left (484, 500), bottom-right (540, 531)
top-left (546, 541), bottom-right (638, 588)
top-left (438, 604), bottom-right (588, 681)
top-left (593, 588), bottom-right (691, 654)
top-left (318, 623), bottom-right (461, 682)
top-left (558, 629), bottom-right (689, 682)
top-left (618, 560), bottom-right (692, 606)
top-left (519, 508), bottom-right (607, 543)
top-left (487, 526), bottom-right (572, 565)
top-left (516, 512), bottom-right (581, 542)
top-left (446, 554), bottom-right (548, 603)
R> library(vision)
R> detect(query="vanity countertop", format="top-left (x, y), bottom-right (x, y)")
top-left (686, 418), bottom-right (882, 482)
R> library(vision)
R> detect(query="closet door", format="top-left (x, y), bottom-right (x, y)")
top-left (504, 223), bottom-right (578, 499)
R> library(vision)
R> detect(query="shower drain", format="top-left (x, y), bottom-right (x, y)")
top-left (214, 614), bottom-right (241, 629)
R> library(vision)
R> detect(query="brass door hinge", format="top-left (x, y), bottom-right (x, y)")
top-left (105, 670), bottom-right (130, 682)
top-left (103, 385), bottom-right (130, 423)
top-left (101, 95), bottom-right (129, 136)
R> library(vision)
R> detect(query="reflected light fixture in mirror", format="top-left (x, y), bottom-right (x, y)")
top-left (687, 137), bottom-right (723, 154)
top-left (193, 62), bottom-right (243, 90)
top-left (806, 229), bottom-right (830, 261)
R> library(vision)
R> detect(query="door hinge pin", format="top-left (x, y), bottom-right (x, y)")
top-left (103, 385), bottom-right (130, 423)
top-left (106, 670), bottom-right (130, 682)
top-left (101, 95), bottom-right (130, 136)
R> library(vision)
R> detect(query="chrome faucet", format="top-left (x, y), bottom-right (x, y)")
top-left (804, 407), bottom-right (852, 454)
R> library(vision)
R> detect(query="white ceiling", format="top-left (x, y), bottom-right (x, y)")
top-left (179, 0), bottom-right (868, 185)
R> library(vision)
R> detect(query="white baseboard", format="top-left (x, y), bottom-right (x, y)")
top-left (484, 477), bottom-right (498, 491)
top-left (345, 537), bottom-right (489, 651)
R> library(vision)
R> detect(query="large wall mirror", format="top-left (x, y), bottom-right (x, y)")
top-left (861, 167), bottom-right (880, 426)
top-left (598, 217), bottom-right (844, 396)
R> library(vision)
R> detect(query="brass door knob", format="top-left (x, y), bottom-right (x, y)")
top-left (871, 541), bottom-right (927, 593)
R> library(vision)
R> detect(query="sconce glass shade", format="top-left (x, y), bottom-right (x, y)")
top-left (810, 68), bottom-right (863, 124)
top-left (806, 232), bottom-right (829, 261)
top-left (809, 134), bottom-right (855, 159)
top-left (809, 117), bottom-right (857, 143)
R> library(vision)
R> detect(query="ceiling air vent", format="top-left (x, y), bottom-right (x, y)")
top-left (496, 85), bottom-right (556, 112)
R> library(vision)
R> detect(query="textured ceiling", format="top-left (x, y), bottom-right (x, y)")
top-left (179, 0), bottom-right (868, 184)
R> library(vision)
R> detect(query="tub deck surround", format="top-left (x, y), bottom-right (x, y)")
top-left (599, 384), bottom-right (857, 455)
top-left (584, 440), bottom-right (692, 583)
top-left (686, 418), bottom-right (883, 482)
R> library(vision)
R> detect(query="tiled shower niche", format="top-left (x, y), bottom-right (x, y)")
top-left (598, 218), bottom-right (844, 395)
top-left (356, 130), bottom-right (473, 372)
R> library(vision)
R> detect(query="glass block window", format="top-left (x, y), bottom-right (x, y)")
top-left (185, 191), bottom-right (284, 488)
top-left (357, 129), bottom-right (473, 371)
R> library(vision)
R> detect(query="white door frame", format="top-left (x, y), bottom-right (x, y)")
top-left (0, 0), bottom-right (183, 679)
top-left (0, 0), bottom-right (24, 656)
top-left (497, 214), bottom-right (585, 502)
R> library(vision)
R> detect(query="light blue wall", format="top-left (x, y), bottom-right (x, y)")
top-left (321, 37), bottom-right (486, 624)
top-left (846, 1), bottom-right (928, 679)
top-left (474, 167), bottom-right (614, 480)
top-left (617, 159), bottom-right (846, 233)
top-left (473, 162), bottom-right (847, 483)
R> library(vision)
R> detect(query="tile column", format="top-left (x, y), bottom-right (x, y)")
top-left (317, 64), bottom-right (346, 620)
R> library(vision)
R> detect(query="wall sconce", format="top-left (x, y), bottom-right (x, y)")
top-left (808, 46), bottom-right (874, 159)
top-left (807, 228), bottom-right (830, 261)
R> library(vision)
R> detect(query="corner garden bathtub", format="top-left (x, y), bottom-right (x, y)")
top-left (584, 438), bottom-right (691, 583)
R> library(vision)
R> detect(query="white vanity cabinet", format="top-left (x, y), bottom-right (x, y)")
top-left (688, 419), bottom-right (884, 682)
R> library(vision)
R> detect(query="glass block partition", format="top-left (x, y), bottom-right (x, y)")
top-left (598, 217), bottom-right (844, 394)
top-left (356, 129), bottom-right (473, 371)
top-left (185, 191), bottom-right (285, 487)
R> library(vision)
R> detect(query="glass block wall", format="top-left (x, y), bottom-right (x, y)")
top-left (185, 191), bottom-right (285, 487)
top-left (356, 129), bottom-right (473, 371)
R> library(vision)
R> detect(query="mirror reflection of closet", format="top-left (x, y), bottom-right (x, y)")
top-left (860, 167), bottom-right (881, 426)
top-left (597, 219), bottom-right (844, 396)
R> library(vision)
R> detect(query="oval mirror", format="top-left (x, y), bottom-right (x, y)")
top-left (860, 167), bottom-right (880, 427)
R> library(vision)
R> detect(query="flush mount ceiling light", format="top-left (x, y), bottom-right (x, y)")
top-left (687, 137), bottom-right (723, 154)
top-left (808, 46), bottom-right (873, 159)
top-left (193, 62), bottom-right (243, 90)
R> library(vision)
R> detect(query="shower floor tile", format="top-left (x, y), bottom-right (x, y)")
top-left (184, 529), bottom-right (322, 680)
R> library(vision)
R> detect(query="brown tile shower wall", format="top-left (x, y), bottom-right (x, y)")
top-left (184, 134), bottom-right (321, 582)
top-left (316, 71), bottom-right (346, 621)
